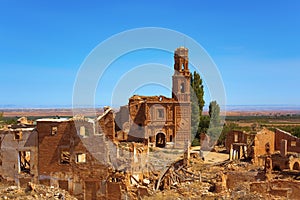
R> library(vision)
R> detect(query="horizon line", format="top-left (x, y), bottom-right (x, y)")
top-left (1, 104), bottom-right (300, 111)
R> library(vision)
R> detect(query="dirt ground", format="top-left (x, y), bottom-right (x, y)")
top-left (191, 147), bottom-right (229, 164)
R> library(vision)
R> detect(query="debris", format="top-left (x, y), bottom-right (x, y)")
top-left (0, 182), bottom-right (77, 200)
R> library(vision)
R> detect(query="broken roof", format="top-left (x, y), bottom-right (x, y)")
top-left (129, 95), bottom-right (175, 103)
top-left (276, 128), bottom-right (300, 139)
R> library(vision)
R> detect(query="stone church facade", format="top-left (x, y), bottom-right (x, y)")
top-left (126, 47), bottom-right (191, 148)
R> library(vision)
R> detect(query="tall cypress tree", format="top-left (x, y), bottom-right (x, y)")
top-left (208, 100), bottom-right (220, 127)
top-left (191, 71), bottom-right (205, 138)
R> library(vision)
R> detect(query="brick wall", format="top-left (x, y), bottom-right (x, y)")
top-left (275, 129), bottom-right (300, 153)
top-left (37, 118), bottom-right (113, 199)
top-left (0, 128), bottom-right (37, 183)
top-left (254, 128), bottom-right (275, 157)
top-left (97, 109), bottom-right (115, 141)
top-left (225, 130), bottom-right (246, 152)
top-left (128, 95), bottom-right (191, 148)
top-left (37, 120), bottom-right (71, 176)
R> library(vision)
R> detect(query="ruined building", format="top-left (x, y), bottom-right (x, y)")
top-left (118, 47), bottom-right (191, 148)
top-left (0, 124), bottom-right (38, 185)
top-left (225, 128), bottom-right (300, 171)
top-left (36, 109), bottom-right (120, 200)
top-left (0, 47), bottom-right (193, 199)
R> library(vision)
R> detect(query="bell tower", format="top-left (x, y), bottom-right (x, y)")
top-left (172, 47), bottom-right (191, 102)
top-left (172, 47), bottom-right (191, 148)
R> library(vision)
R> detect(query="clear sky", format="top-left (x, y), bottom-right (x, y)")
top-left (0, 0), bottom-right (299, 108)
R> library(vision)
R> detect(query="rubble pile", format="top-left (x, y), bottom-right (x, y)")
top-left (0, 182), bottom-right (77, 200)
top-left (143, 156), bottom-right (299, 200)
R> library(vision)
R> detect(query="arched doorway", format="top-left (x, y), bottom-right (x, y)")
top-left (156, 133), bottom-right (166, 148)
top-left (293, 162), bottom-right (300, 170)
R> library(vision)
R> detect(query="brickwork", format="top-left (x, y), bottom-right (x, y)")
top-left (36, 114), bottom-right (115, 199)
top-left (274, 129), bottom-right (300, 153)
top-left (127, 47), bottom-right (191, 148)
top-left (0, 127), bottom-right (38, 184)
top-left (37, 119), bottom-right (72, 176)
top-left (253, 128), bottom-right (275, 163)
top-left (225, 130), bottom-right (247, 152)
top-left (97, 107), bottom-right (115, 141)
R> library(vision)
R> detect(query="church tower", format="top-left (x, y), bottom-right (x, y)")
top-left (172, 47), bottom-right (191, 102)
top-left (172, 47), bottom-right (191, 148)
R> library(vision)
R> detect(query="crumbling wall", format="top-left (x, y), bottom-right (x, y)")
top-left (37, 120), bottom-right (72, 177)
top-left (97, 108), bottom-right (115, 141)
top-left (37, 118), bottom-right (114, 199)
top-left (250, 180), bottom-right (300, 199)
top-left (0, 128), bottom-right (37, 184)
top-left (275, 129), bottom-right (300, 153)
top-left (225, 171), bottom-right (259, 190)
top-left (271, 153), bottom-right (289, 170)
top-left (115, 106), bottom-right (129, 132)
top-left (225, 130), bottom-right (246, 152)
top-left (253, 129), bottom-right (275, 163)
top-left (107, 182), bottom-right (122, 199)
top-left (128, 97), bottom-right (147, 142)
top-left (128, 93), bottom-right (191, 148)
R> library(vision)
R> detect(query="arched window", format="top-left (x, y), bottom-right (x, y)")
top-left (156, 133), bottom-right (166, 148)
top-left (180, 83), bottom-right (185, 93)
top-left (293, 162), bottom-right (300, 170)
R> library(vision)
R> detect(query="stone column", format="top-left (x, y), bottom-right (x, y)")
top-left (229, 144), bottom-right (233, 161)
top-left (280, 139), bottom-right (287, 157)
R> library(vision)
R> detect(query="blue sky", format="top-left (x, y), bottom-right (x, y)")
top-left (0, 0), bottom-right (299, 108)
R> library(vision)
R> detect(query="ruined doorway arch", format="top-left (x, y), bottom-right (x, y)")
top-left (293, 162), bottom-right (300, 170)
top-left (156, 133), bottom-right (166, 148)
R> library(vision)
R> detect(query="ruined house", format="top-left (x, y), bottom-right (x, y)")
top-left (225, 130), bottom-right (255, 160)
top-left (225, 128), bottom-right (300, 172)
top-left (35, 107), bottom-right (150, 199)
top-left (269, 128), bottom-right (300, 171)
top-left (36, 109), bottom-right (116, 199)
top-left (252, 128), bottom-right (300, 171)
top-left (226, 128), bottom-right (278, 161)
top-left (0, 125), bottom-right (38, 186)
top-left (0, 112), bottom-right (151, 199)
top-left (117, 47), bottom-right (191, 148)
top-left (274, 128), bottom-right (300, 153)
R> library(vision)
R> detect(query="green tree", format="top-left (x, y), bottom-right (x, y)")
top-left (209, 100), bottom-right (220, 127)
top-left (207, 101), bottom-right (221, 146)
top-left (190, 71), bottom-right (205, 138)
top-left (191, 71), bottom-right (205, 114)
top-left (198, 115), bottom-right (210, 134)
